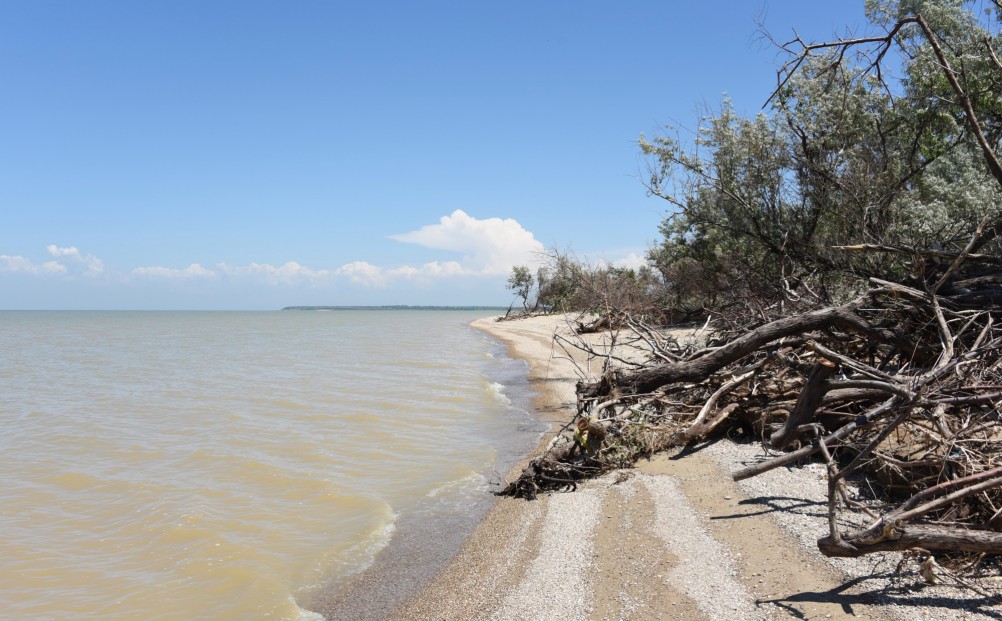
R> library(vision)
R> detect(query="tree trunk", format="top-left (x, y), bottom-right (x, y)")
top-left (603, 301), bottom-right (868, 396)
top-left (769, 359), bottom-right (837, 449)
top-left (819, 525), bottom-right (1002, 557)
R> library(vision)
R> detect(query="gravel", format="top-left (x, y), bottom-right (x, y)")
top-left (641, 474), bottom-right (760, 620)
top-left (490, 486), bottom-right (602, 621)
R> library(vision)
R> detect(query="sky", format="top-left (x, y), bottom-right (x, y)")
top-left (0, 1), bottom-right (872, 310)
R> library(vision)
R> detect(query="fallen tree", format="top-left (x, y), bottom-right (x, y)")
top-left (496, 4), bottom-right (1002, 592)
top-left (498, 241), bottom-right (1002, 565)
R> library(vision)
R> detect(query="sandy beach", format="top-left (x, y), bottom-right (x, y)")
top-left (366, 314), bottom-right (999, 620)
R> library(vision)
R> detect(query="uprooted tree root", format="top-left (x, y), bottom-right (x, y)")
top-left (496, 254), bottom-right (1002, 567)
top-left (495, 442), bottom-right (599, 500)
top-left (495, 412), bottom-right (671, 500)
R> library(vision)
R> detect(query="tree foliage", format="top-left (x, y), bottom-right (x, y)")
top-left (641, 0), bottom-right (1002, 319)
top-left (506, 265), bottom-right (535, 310)
top-left (533, 250), bottom-right (665, 320)
top-left (502, 0), bottom-right (1002, 585)
top-left (513, 1), bottom-right (1001, 328)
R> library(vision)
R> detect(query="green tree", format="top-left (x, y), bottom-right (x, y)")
top-left (535, 252), bottom-right (582, 313)
top-left (643, 0), bottom-right (1002, 317)
top-left (789, 0), bottom-right (1002, 247)
top-left (506, 265), bottom-right (535, 310)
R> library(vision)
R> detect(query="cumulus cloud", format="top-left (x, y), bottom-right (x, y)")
top-left (389, 209), bottom-right (544, 276)
top-left (401, 260), bottom-right (466, 278)
top-left (0, 255), bottom-right (67, 275)
top-left (3, 212), bottom-right (546, 294)
top-left (611, 252), bottom-right (649, 271)
top-left (218, 261), bottom-right (332, 285)
top-left (132, 263), bottom-right (217, 279)
top-left (46, 245), bottom-right (104, 276)
top-left (46, 245), bottom-right (79, 258)
top-left (329, 211), bottom-right (543, 287)
top-left (335, 261), bottom-right (387, 286)
top-left (0, 245), bottom-right (103, 276)
top-left (335, 259), bottom-right (467, 287)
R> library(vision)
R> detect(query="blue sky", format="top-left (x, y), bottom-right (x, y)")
top-left (1, 1), bottom-right (869, 310)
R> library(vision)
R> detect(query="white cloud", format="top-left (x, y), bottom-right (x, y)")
top-left (46, 245), bottom-right (81, 259)
top-left (330, 211), bottom-right (543, 287)
top-left (389, 209), bottom-right (544, 276)
top-left (218, 261), bottom-right (332, 285)
top-left (336, 259), bottom-right (468, 287)
top-left (335, 261), bottom-right (387, 286)
top-left (131, 261), bottom-right (331, 285)
top-left (611, 252), bottom-right (649, 271)
top-left (398, 260), bottom-right (466, 278)
top-left (132, 263), bottom-right (217, 280)
top-left (46, 245), bottom-right (104, 276)
top-left (0, 255), bottom-right (67, 274)
top-left (588, 251), bottom-right (651, 272)
top-left (41, 260), bottom-right (68, 273)
top-left (3, 212), bottom-right (546, 295)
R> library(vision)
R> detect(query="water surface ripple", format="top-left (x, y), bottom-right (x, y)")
top-left (0, 310), bottom-right (539, 620)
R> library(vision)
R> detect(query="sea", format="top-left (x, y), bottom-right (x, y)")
top-left (0, 310), bottom-right (544, 620)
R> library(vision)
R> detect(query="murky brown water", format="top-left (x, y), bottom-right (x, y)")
top-left (0, 310), bottom-right (539, 620)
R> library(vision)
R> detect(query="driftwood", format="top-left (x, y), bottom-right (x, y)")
top-left (498, 243), bottom-right (1002, 575)
top-left (494, 436), bottom-right (605, 498)
top-left (820, 466), bottom-right (1002, 557)
top-left (769, 358), bottom-right (837, 450)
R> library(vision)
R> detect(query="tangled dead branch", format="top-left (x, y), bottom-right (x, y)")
top-left (497, 246), bottom-right (1002, 566)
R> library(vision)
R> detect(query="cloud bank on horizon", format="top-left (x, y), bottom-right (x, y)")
top-left (2, 210), bottom-right (645, 298)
